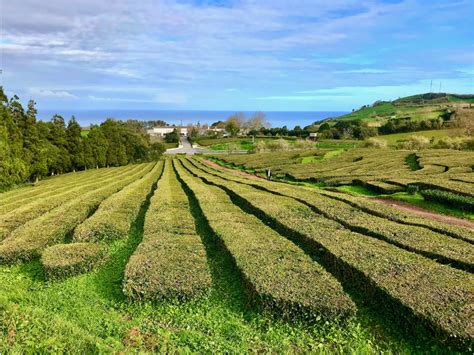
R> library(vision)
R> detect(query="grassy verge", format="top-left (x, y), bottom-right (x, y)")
top-left (389, 192), bottom-right (474, 220)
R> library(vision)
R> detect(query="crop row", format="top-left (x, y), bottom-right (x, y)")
top-left (123, 160), bottom-right (211, 301)
top-left (183, 158), bottom-right (474, 345)
top-left (0, 165), bottom-right (122, 204)
top-left (175, 159), bottom-right (356, 321)
top-left (74, 162), bottom-right (164, 242)
top-left (420, 189), bottom-right (474, 212)
top-left (203, 170), bottom-right (474, 272)
top-left (355, 180), bottom-right (404, 194)
top-left (40, 162), bottom-right (165, 280)
top-left (0, 165), bottom-right (144, 240)
top-left (193, 157), bottom-right (474, 244)
top-left (209, 148), bottom-right (474, 195)
top-left (0, 166), bottom-right (123, 215)
top-left (0, 163), bottom-right (154, 264)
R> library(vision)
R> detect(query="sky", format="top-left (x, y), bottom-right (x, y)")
top-left (1, 0), bottom-right (473, 112)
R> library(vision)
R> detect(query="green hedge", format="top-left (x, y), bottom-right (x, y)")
top-left (184, 157), bottom-right (474, 347)
top-left (0, 165), bottom-right (141, 240)
top-left (0, 164), bottom-right (153, 264)
top-left (215, 174), bottom-right (473, 272)
top-left (74, 162), bottom-right (164, 242)
top-left (41, 242), bottom-right (106, 280)
top-left (175, 159), bottom-right (356, 322)
top-left (123, 160), bottom-right (211, 301)
top-left (420, 189), bottom-right (474, 212)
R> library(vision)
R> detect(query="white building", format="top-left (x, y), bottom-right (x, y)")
top-left (147, 126), bottom-right (188, 137)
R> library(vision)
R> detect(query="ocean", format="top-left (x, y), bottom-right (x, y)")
top-left (36, 109), bottom-right (347, 129)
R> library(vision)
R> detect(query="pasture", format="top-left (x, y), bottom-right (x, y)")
top-left (0, 155), bottom-right (473, 353)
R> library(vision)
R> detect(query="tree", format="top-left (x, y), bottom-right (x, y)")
top-left (149, 142), bottom-right (165, 160)
top-left (66, 116), bottom-right (85, 171)
top-left (165, 129), bottom-right (179, 143)
top-left (225, 113), bottom-right (244, 136)
top-left (247, 112), bottom-right (270, 131)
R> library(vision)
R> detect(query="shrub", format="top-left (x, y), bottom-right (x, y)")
top-left (185, 158), bottom-right (474, 345)
top-left (420, 189), bottom-right (474, 212)
top-left (176, 159), bottom-right (356, 322)
top-left (0, 164), bottom-right (153, 264)
top-left (0, 164), bottom-right (141, 240)
top-left (266, 139), bottom-right (290, 152)
top-left (399, 135), bottom-right (430, 150)
top-left (363, 137), bottom-right (387, 149)
top-left (293, 139), bottom-right (315, 149)
top-left (123, 160), bottom-right (211, 301)
top-left (41, 243), bottom-right (106, 280)
top-left (74, 162), bottom-right (163, 242)
top-left (406, 184), bottom-right (419, 195)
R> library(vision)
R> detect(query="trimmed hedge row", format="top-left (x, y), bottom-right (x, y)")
top-left (184, 158), bottom-right (474, 346)
top-left (190, 159), bottom-right (474, 248)
top-left (41, 242), bottom-right (106, 280)
top-left (0, 165), bottom-right (142, 240)
top-left (203, 171), bottom-right (474, 272)
top-left (0, 166), bottom-right (122, 215)
top-left (359, 180), bottom-right (404, 194)
top-left (74, 162), bottom-right (164, 242)
top-left (317, 189), bottom-right (474, 244)
top-left (175, 159), bottom-right (356, 322)
top-left (208, 147), bottom-right (474, 196)
top-left (420, 189), bottom-right (474, 212)
top-left (122, 160), bottom-right (211, 301)
top-left (0, 163), bottom-right (153, 264)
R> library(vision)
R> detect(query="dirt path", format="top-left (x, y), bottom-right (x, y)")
top-left (202, 159), bottom-right (265, 180)
top-left (371, 198), bottom-right (474, 229)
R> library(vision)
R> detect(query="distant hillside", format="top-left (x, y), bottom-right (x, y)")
top-left (324, 93), bottom-right (474, 126)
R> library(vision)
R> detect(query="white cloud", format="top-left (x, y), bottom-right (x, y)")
top-left (29, 89), bottom-right (78, 99)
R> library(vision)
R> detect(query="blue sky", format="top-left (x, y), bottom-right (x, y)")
top-left (1, 0), bottom-right (473, 112)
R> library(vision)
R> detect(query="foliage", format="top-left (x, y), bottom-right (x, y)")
top-left (187, 158), bottom-right (474, 347)
top-left (362, 137), bottom-right (388, 148)
top-left (0, 164), bottom-right (152, 263)
top-left (225, 113), bottom-right (244, 136)
top-left (74, 162), bottom-right (163, 243)
top-left (0, 87), bottom-right (163, 190)
top-left (164, 129), bottom-right (179, 143)
top-left (398, 135), bottom-right (430, 150)
top-left (176, 160), bottom-right (356, 322)
top-left (123, 161), bottom-right (211, 301)
top-left (420, 189), bottom-right (474, 212)
top-left (41, 243), bottom-right (106, 280)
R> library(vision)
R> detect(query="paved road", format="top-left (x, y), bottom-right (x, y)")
top-left (165, 136), bottom-right (213, 155)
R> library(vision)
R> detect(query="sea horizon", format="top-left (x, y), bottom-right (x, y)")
top-left (37, 109), bottom-right (348, 129)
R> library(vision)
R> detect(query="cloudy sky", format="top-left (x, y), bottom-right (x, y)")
top-left (1, 0), bottom-right (473, 112)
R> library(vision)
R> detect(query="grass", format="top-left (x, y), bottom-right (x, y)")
top-left (389, 192), bottom-right (474, 221)
top-left (333, 186), bottom-right (474, 220)
top-left (332, 185), bottom-right (380, 197)
top-left (163, 142), bottom-right (179, 149)
top-left (381, 129), bottom-right (463, 146)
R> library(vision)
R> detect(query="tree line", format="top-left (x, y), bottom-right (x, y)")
top-left (0, 87), bottom-right (164, 190)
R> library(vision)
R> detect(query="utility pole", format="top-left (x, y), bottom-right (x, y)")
top-left (430, 80), bottom-right (433, 92)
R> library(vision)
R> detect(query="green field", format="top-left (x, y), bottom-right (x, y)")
top-left (330, 93), bottom-right (474, 124)
top-left (0, 153), bottom-right (473, 352)
top-left (381, 129), bottom-right (464, 145)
